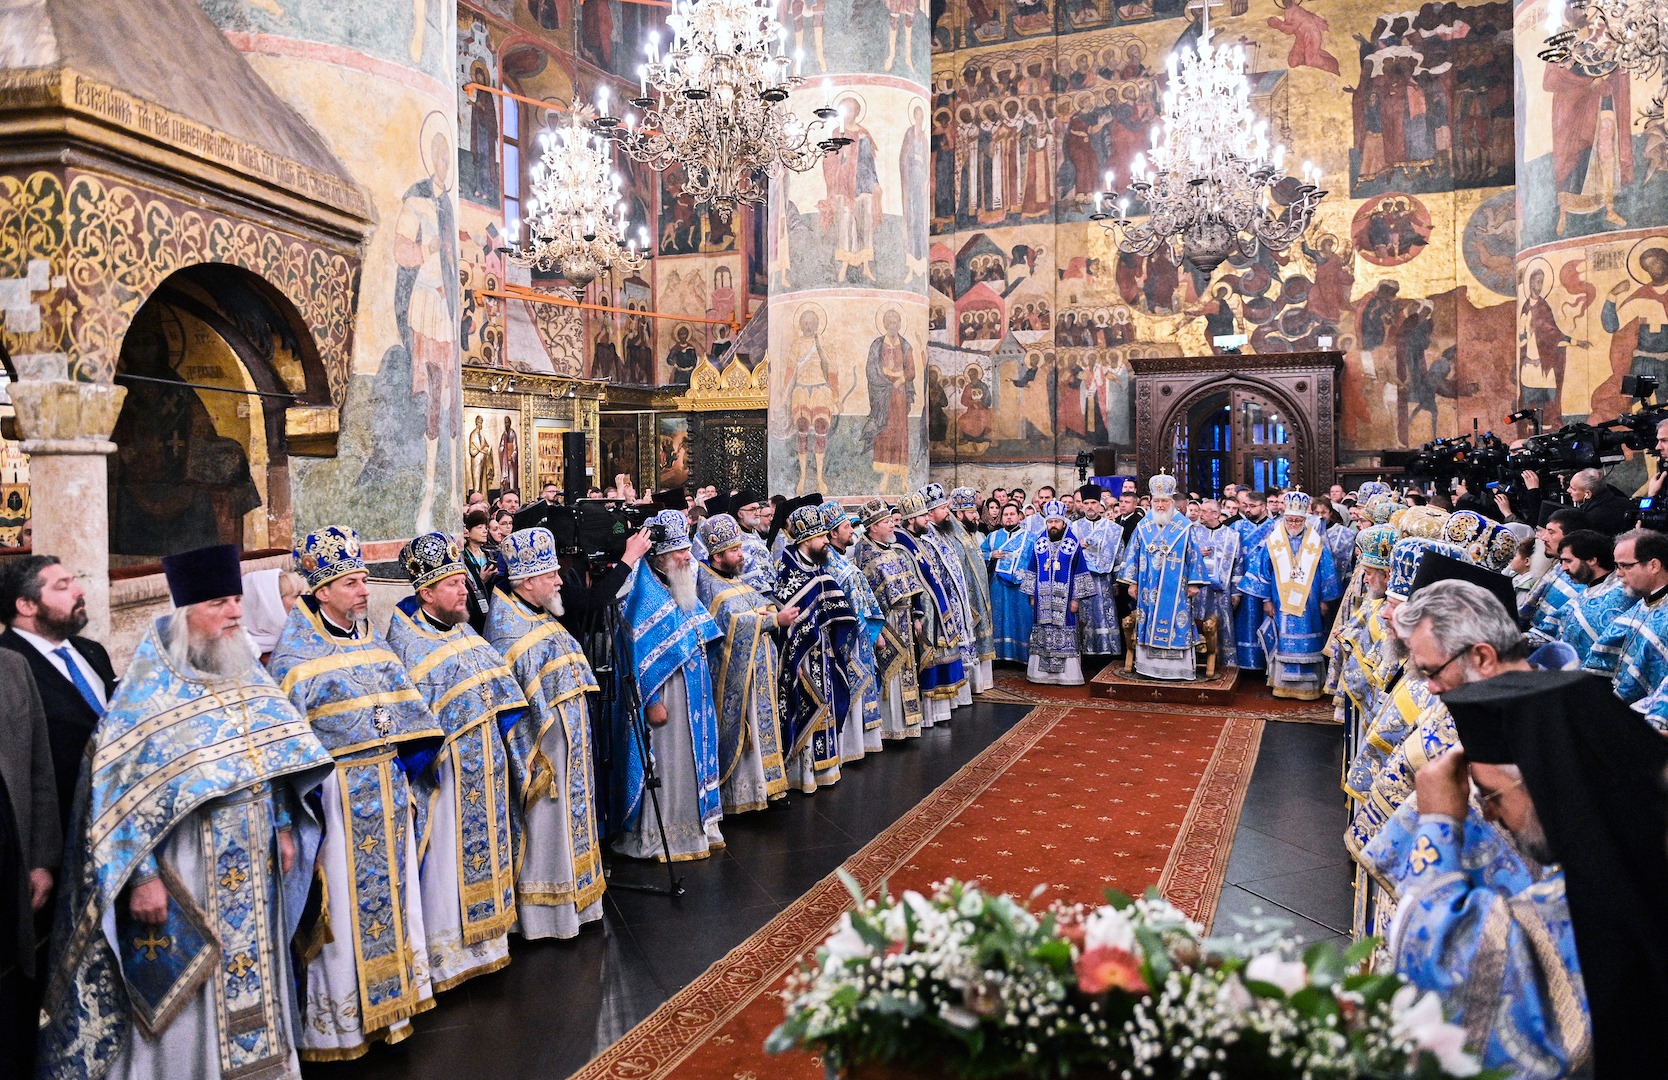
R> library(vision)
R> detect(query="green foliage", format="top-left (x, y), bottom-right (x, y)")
top-left (769, 880), bottom-right (1487, 1080)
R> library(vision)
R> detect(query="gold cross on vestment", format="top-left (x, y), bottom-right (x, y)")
top-left (466, 786), bottom-right (483, 806)
top-left (226, 952), bottom-right (257, 979)
top-left (358, 832), bottom-right (380, 854)
top-left (471, 853), bottom-right (487, 871)
top-left (220, 865), bottom-right (248, 892)
top-left (1409, 835), bottom-right (1441, 874)
top-left (133, 929), bottom-right (173, 961)
top-left (365, 918), bottom-right (388, 939)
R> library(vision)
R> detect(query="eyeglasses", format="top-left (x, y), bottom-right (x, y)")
top-left (1473, 777), bottom-right (1524, 806)
top-left (1413, 644), bottom-right (1476, 682)
top-left (1616, 559), bottom-right (1639, 569)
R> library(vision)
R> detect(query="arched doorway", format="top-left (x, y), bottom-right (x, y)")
top-left (108, 265), bottom-right (327, 561)
top-left (1132, 353), bottom-right (1340, 497)
top-left (1167, 388), bottom-right (1299, 498)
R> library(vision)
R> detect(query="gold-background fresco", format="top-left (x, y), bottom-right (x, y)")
top-left (927, 0), bottom-right (1531, 482)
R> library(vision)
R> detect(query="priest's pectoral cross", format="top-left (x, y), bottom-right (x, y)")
top-left (1409, 835), bottom-right (1441, 875)
top-left (134, 929), bottom-right (173, 961)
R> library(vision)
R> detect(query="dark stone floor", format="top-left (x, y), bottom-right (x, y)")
top-left (304, 692), bottom-right (1352, 1080)
top-left (1212, 719), bottom-right (1355, 949)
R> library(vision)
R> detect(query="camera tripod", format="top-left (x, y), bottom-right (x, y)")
top-left (584, 586), bottom-right (684, 898)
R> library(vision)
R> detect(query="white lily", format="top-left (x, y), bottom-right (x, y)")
top-left (1390, 985), bottom-right (1482, 1077)
top-left (1245, 953), bottom-right (1309, 996)
top-left (822, 914), bottom-right (873, 967)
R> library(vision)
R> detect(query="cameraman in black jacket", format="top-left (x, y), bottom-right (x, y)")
top-left (1568, 467), bottom-right (1636, 535)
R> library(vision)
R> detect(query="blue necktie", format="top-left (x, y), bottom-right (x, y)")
top-left (53, 646), bottom-right (105, 717)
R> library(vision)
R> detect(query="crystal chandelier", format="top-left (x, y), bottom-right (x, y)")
top-left (596, 0), bottom-right (847, 221)
top-left (1090, 10), bottom-right (1324, 274)
top-left (504, 100), bottom-right (646, 294)
top-left (1540, 0), bottom-right (1667, 83)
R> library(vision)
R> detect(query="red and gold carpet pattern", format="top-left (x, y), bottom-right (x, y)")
top-left (985, 668), bottom-right (1338, 724)
top-left (570, 702), bottom-right (1263, 1080)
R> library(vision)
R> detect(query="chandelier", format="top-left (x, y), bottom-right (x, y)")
top-left (1090, 12), bottom-right (1324, 274)
top-left (504, 100), bottom-right (645, 294)
top-left (1540, 0), bottom-right (1667, 84)
top-left (596, 0), bottom-right (847, 221)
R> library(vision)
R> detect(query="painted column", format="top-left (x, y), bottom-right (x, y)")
top-left (201, 0), bottom-right (461, 539)
top-left (1515, 0), bottom-right (1668, 482)
top-left (766, 0), bottom-right (932, 498)
top-left (9, 377), bottom-right (125, 642)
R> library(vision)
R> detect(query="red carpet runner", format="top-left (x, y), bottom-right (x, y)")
top-left (985, 668), bottom-right (1339, 723)
top-left (569, 703), bottom-right (1264, 1080)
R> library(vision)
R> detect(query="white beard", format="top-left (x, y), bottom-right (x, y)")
top-left (1150, 508), bottom-right (1175, 526)
top-left (165, 615), bottom-right (255, 682)
top-left (541, 589), bottom-right (565, 618)
top-left (664, 559), bottom-right (699, 612)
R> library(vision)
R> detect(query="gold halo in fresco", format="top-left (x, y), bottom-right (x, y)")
top-left (1625, 235), bottom-right (1668, 286)
top-left (793, 302), bottom-right (827, 335)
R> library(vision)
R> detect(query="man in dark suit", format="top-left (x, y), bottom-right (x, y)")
top-left (0, 648), bottom-right (57, 1076)
top-left (0, 556), bottom-right (116, 837)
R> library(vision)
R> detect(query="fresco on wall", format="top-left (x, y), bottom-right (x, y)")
top-left (773, 84), bottom-right (934, 295)
top-left (199, 0), bottom-right (451, 82)
top-left (768, 291), bottom-right (929, 495)
top-left (1514, 3), bottom-right (1668, 459)
top-left (1344, 1), bottom-right (1514, 198)
top-left (575, 0), bottom-right (666, 81)
top-left (925, 0), bottom-right (1525, 485)
top-left (187, 0), bottom-right (465, 539)
top-left (783, 0), bottom-right (933, 76)
top-left (458, 16), bottom-right (502, 207)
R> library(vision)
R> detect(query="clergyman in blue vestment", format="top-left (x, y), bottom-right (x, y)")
top-left (1117, 476), bottom-right (1209, 681)
top-left (1239, 492), bottom-right (1343, 700)
top-left (983, 503), bottom-right (1034, 663)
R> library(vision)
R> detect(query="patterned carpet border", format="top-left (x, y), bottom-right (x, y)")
top-left (1157, 713), bottom-right (1264, 928)
top-left (983, 679), bottom-right (1337, 724)
top-left (568, 704), bottom-right (1262, 1080)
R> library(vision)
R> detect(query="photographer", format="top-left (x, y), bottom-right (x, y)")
top-left (1568, 467), bottom-right (1635, 536)
top-left (1647, 416), bottom-right (1668, 500)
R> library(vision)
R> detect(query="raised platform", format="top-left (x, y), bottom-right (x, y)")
top-left (1091, 662), bottom-right (1241, 704)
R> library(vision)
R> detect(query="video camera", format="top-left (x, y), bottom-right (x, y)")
top-left (1403, 375), bottom-right (1668, 506)
top-left (544, 499), bottom-right (653, 560)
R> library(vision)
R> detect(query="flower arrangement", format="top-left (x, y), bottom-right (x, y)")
top-left (768, 875), bottom-right (1493, 1080)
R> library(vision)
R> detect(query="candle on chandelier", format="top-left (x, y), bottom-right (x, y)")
top-left (598, 84), bottom-right (610, 116)
top-left (639, 64), bottom-right (648, 98)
